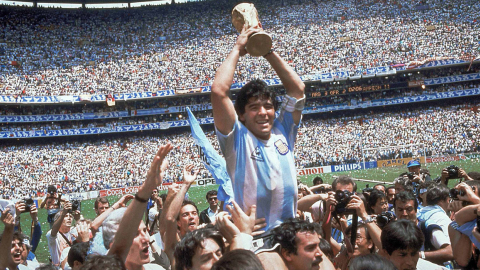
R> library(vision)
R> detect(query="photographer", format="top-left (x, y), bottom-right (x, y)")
top-left (46, 201), bottom-right (79, 267)
top-left (416, 184), bottom-right (454, 266)
top-left (14, 200), bottom-right (41, 262)
top-left (40, 185), bottom-right (65, 228)
top-left (406, 160), bottom-right (431, 184)
top-left (394, 191), bottom-right (452, 265)
top-left (324, 193), bottom-right (382, 270)
top-left (439, 165), bottom-right (474, 185)
top-left (448, 182), bottom-right (480, 214)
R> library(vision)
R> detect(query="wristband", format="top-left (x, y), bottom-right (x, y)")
top-left (134, 193), bottom-right (148, 203)
top-left (282, 95), bottom-right (306, 113)
top-left (420, 251), bottom-right (425, 259)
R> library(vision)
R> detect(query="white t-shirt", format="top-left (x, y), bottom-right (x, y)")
top-left (46, 228), bottom-right (78, 265)
top-left (143, 263), bottom-right (166, 270)
top-left (416, 258), bottom-right (448, 270)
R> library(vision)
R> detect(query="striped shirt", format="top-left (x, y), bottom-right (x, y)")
top-left (216, 108), bottom-right (298, 232)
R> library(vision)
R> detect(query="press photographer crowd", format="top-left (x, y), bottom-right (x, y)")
top-left (2, 159), bottom-right (480, 270)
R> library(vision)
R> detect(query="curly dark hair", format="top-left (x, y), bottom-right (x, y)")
top-left (79, 254), bottom-right (126, 270)
top-left (272, 218), bottom-right (317, 255)
top-left (211, 249), bottom-right (264, 270)
top-left (174, 227), bottom-right (225, 270)
top-left (234, 79), bottom-right (278, 117)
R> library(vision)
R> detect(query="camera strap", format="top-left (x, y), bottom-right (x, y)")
top-left (59, 232), bottom-right (72, 247)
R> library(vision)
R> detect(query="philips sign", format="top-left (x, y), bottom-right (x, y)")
top-left (331, 161), bottom-right (377, 172)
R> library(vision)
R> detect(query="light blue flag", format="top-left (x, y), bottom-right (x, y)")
top-left (186, 108), bottom-right (234, 207)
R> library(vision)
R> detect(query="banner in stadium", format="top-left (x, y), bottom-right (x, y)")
top-left (426, 155), bottom-right (467, 163)
top-left (424, 73), bottom-right (480, 86)
top-left (0, 111), bottom-right (129, 123)
top-left (330, 161), bottom-right (377, 172)
top-left (0, 117), bottom-right (215, 139)
top-left (297, 166), bottom-right (332, 176)
top-left (303, 88), bottom-right (480, 115)
top-left (465, 153), bottom-right (480, 159)
top-left (377, 157), bottom-right (426, 167)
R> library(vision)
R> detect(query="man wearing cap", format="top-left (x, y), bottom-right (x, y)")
top-left (407, 159), bottom-right (431, 183)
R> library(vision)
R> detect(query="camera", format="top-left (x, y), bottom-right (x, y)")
top-left (376, 212), bottom-right (395, 229)
top-left (71, 200), bottom-right (81, 212)
top-left (446, 165), bottom-right (460, 179)
top-left (407, 172), bottom-right (416, 180)
top-left (318, 186), bottom-right (332, 194)
top-left (47, 185), bottom-right (57, 196)
top-left (23, 198), bottom-right (34, 213)
top-left (450, 186), bottom-right (476, 200)
top-left (334, 190), bottom-right (354, 214)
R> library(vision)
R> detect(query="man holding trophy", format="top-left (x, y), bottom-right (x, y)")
top-left (211, 3), bottom-right (334, 270)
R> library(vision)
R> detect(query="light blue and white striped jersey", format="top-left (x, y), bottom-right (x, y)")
top-left (216, 108), bottom-right (298, 233)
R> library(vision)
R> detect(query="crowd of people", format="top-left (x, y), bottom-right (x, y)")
top-left (0, 0), bottom-right (479, 96)
top-left (0, 100), bottom-right (478, 200)
top-left (2, 151), bottom-right (480, 270)
top-left (1, 0), bottom-right (480, 269)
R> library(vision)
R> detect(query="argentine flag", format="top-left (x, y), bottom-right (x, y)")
top-left (186, 108), bottom-right (234, 208)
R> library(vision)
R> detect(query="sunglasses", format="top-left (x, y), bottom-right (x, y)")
top-left (208, 197), bottom-right (218, 201)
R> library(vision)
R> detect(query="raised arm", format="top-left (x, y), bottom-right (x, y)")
top-left (264, 51), bottom-right (305, 124)
top-left (0, 209), bottom-right (15, 270)
top-left (90, 194), bottom-right (134, 233)
top-left (108, 144), bottom-right (173, 261)
top-left (211, 26), bottom-right (262, 135)
top-left (51, 202), bottom-right (72, 237)
top-left (162, 165), bottom-right (199, 268)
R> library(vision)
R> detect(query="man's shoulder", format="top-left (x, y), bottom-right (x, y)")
top-left (143, 263), bottom-right (166, 270)
top-left (416, 258), bottom-right (447, 270)
top-left (200, 208), bottom-right (210, 215)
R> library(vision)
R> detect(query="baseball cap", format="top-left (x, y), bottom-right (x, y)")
top-left (407, 160), bottom-right (421, 168)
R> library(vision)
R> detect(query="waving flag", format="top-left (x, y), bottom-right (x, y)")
top-left (186, 108), bottom-right (234, 207)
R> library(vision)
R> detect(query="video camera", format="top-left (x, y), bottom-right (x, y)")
top-left (376, 212), bottom-right (395, 229)
top-left (407, 172), bottom-right (416, 180)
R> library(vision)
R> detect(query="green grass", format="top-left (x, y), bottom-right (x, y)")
top-left (2, 159), bottom-right (479, 263)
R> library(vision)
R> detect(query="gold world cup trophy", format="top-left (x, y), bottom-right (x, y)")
top-left (231, 3), bottom-right (272, 57)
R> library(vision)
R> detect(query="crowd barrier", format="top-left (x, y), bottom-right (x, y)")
top-left (1, 59), bottom-right (478, 105)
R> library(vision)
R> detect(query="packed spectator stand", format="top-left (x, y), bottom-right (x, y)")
top-left (1, 0), bottom-right (480, 269)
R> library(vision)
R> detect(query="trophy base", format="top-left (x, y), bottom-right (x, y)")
top-left (246, 32), bottom-right (272, 57)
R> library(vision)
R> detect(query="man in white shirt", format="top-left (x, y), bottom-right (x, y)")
top-left (199, 190), bottom-right (219, 225)
top-left (46, 202), bottom-right (78, 267)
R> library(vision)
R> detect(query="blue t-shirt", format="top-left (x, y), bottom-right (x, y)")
top-left (217, 108), bottom-right (298, 232)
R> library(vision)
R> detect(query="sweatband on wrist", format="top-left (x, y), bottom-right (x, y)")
top-left (283, 94), bottom-right (306, 112)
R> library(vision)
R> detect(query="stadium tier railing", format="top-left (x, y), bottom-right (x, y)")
top-left (0, 59), bottom-right (478, 105)
top-left (1, 87), bottom-right (479, 139)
